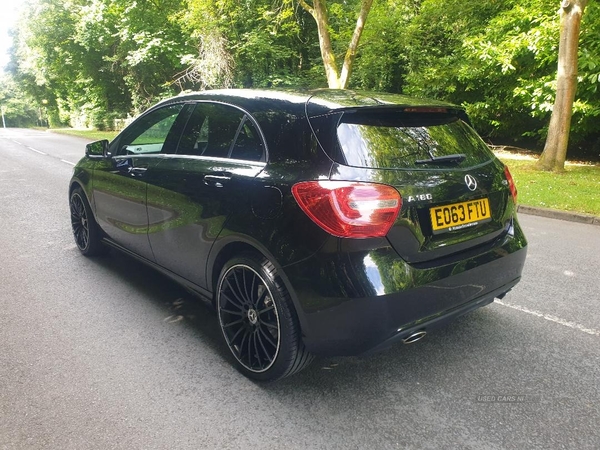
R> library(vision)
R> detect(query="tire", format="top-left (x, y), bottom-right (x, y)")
top-left (216, 253), bottom-right (313, 381)
top-left (69, 187), bottom-right (106, 256)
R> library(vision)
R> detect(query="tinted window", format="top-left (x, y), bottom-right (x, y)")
top-left (117, 104), bottom-right (185, 155)
top-left (177, 103), bottom-right (265, 160)
top-left (230, 117), bottom-right (264, 161)
top-left (335, 112), bottom-right (494, 169)
top-left (253, 111), bottom-right (313, 163)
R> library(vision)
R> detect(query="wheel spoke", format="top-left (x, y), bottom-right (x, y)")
top-left (222, 318), bottom-right (244, 329)
top-left (254, 289), bottom-right (268, 308)
top-left (246, 332), bottom-right (254, 367)
top-left (258, 326), bottom-right (277, 348)
top-left (237, 330), bottom-right (250, 360)
top-left (256, 331), bottom-right (273, 363)
top-left (262, 321), bottom-right (278, 331)
top-left (258, 305), bottom-right (274, 315)
top-left (72, 201), bottom-right (81, 216)
top-left (79, 231), bottom-right (88, 248)
top-left (242, 269), bottom-right (251, 302)
top-left (229, 325), bottom-right (245, 344)
top-left (225, 278), bottom-right (248, 307)
top-left (75, 225), bottom-right (86, 247)
top-left (252, 333), bottom-right (261, 366)
top-left (232, 269), bottom-right (247, 303)
top-left (249, 272), bottom-right (257, 303)
top-left (221, 292), bottom-right (244, 312)
top-left (220, 308), bottom-right (243, 316)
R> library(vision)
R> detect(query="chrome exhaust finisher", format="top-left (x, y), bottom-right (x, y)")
top-left (402, 330), bottom-right (427, 344)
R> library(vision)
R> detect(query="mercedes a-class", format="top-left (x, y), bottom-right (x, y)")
top-left (69, 89), bottom-right (527, 381)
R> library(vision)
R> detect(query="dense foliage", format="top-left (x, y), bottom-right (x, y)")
top-left (3, 0), bottom-right (599, 154)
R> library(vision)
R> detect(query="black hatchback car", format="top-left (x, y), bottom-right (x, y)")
top-left (69, 89), bottom-right (527, 381)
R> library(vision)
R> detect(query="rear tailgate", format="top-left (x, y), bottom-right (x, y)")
top-left (385, 162), bottom-right (514, 263)
top-left (309, 106), bottom-right (515, 263)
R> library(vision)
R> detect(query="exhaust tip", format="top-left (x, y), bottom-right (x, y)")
top-left (402, 330), bottom-right (427, 344)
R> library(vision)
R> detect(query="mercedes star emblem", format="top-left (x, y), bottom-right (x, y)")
top-left (464, 174), bottom-right (478, 191)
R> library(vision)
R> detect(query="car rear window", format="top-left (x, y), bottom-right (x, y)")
top-left (334, 111), bottom-right (494, 169)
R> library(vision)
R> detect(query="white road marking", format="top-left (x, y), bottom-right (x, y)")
top-left (27, 146), bottom-right (47, 155)
top-left (496, 299), bottom-right (600, 337)
top-left (8, 138), bottom-right (77, 165)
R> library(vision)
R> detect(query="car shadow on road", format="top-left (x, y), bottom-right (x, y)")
top-left (259, 303), bottom-right (557, 403)
top-left (87, 247), bottom-right (230, 358)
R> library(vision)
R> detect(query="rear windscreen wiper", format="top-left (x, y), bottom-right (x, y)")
top-left (415, 153), bottom-right (466, 165)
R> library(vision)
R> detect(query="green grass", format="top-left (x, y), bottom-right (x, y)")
top-left (498, 157), bottom-right (600, 217)
top-left (49, 128), bottom-right (119, 141)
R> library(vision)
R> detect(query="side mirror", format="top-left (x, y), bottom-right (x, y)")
top-left (85, 139), bottom-right (110, 158)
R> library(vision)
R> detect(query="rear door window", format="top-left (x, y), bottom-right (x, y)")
top-left (176, 103), bottom-right (265, 162)
top-left (333, 111), bottom-right (494, 169)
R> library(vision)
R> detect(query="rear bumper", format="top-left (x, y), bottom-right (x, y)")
top-left (283, 221), bottom-right (527, 356)
top-left (363, 278), bottom-right (518, 355)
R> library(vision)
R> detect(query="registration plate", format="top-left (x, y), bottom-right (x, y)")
top-left (430, 198), bottom-right (491, 234)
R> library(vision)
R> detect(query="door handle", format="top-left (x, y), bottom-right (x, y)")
top-left (204, 174), bottom-right (231, 188)
top-left (128, 167), bottom-right (148, 177)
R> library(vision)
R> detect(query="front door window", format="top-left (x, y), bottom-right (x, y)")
top-left (117, 104), bottom-right (186, 155)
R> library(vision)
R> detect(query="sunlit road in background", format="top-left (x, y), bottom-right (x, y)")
top-left (1, 128), bottom-right (599, 449)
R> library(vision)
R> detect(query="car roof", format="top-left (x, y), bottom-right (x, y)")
top-left (157, 88), bottom-right (459, 117)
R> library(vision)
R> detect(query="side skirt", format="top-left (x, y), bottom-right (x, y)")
top-left (101, 237), bottom-right (215, 308)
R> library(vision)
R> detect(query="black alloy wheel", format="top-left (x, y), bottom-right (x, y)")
top-left (69, 187), bottom-right (105, 256)
top-left (217, 254), bottom-right (313, 381)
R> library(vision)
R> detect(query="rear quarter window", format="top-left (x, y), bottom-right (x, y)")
top-left (253, 111), bottom-right (315, 163)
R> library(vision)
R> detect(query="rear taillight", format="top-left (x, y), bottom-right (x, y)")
top-left (291, 181), bottom-right (402, 238)
top-left (504, 166), bottom-right (518, 203)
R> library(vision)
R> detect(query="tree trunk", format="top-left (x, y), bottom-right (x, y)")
top-left (298, 0), bottom-right (339, 87)
top-left (299, 0), bottom-right (373, 89)
top-left (537, 0), bottom-right (588, 172)
top-left (339, 0), bottom-right (374, 89)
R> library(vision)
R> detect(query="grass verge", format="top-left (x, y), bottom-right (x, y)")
top-left (49, 128), bottom-right (119, 141)
top-left (497, 156), bottom-right (600, 217)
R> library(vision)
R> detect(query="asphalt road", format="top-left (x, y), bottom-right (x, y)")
top-left (1, 128), bottom-right (599, 449)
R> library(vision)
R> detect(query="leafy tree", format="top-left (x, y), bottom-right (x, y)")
top-left (179, 0), bottom-right (321, 88)
top-left (12, 0), bottom-right (81, 126)
top-left (12, 0), bottom-right (192, 128)
top-left (5, 0), bottom-right (599, 157)
top-left (70, 0), bottom-right (193, 118)
top-left (403, 0), bottom-right (600, 161)
top-left (348, 0), bottom-right (418, 93)
top-left (0, 72), bottom-right (39, 127)
top-left (403, 0), bottom-right (518, 132)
